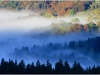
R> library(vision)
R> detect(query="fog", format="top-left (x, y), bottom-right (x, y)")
top-left (0, 9), bottom-right (94, 32)
top-left (0, 9), bottom-right (100, 68)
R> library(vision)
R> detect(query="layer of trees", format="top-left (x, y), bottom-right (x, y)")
top-left (52, 21), bottom-right (99, 34)
top-left (14, 36), bottom-right (100, 58)
top-left (31, 21), bottom-right (99, 36)
top-left (0, 1), bottom-right (100, 17)
top-left (0, 58), bottom-right (100, 74)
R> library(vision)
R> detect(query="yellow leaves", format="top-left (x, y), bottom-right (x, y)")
top-left (93, 9), bottom-right (100, 18)
top-left (26, 5), bottom-right (30, 10)
top-left (44, 12), bottom-right (53, 18)
top-left (50, 16), bottom-right (54, 19)
top-left (94, 9), bottom-right (99, 14)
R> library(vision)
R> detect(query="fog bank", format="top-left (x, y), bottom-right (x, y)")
top-left (0, 9), bottom-right (100, 69)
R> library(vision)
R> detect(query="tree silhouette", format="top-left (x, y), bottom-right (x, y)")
top-left (25, 64), bottom-right (31, 74)
top-left (55, 59), bottom-right (63, 74)
top-left (64, 42), bottom-right (67, 49)
top-left (63, 61), bottom-right (70, 74)
top-left (30, 62), bottom-right (35, 74)
top-left (0, 58), bottom-right (99, 74)
top-left (35, 60), bottom-right (41, 74)
top-left (46, 60), bottom-right (52, 73)
top-left (71, 61), bottom-right (84, 74)
top-left (18, 60), bottom-right (25, 74)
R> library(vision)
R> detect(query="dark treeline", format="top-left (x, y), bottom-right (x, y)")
top-left (0, 58), bottom-right (100, 74)
top-left (68, 36), bottom-right (100, 54)
top-left (15, 36), bottom-right (100, 54)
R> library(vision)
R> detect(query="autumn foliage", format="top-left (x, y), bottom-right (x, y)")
top-left (0, 1), bottom-right (96, 17)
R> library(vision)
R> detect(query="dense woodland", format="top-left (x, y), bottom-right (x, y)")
top-left (14, 36), bottom-right (100, 55)
top-left (0, 1), bottom-right (100, 17)
top-left (31, 21), bottom-right (100, 36)
top-left (0, 58), bottom-right (100, 74)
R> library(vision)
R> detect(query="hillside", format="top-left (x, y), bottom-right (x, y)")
top-left (0, 0), bottom-right (100, 17)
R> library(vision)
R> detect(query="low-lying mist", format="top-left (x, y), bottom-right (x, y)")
top-left (10, 47), bottom-right (99, 68)
top-left (0, 9), bottom-right (100, 69)
top-left (0, 9), bottom-right (95, 32)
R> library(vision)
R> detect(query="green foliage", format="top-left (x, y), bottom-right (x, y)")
top-left (69, 8), bottom-right (75, 16)
top-left (89, 22), bottom-right (94, 27)
top-left (53, 11), bottom-right (58, 17)
top-left (88, 22), bottom-right (98, 32)
top-left (89, 22), bottom-right (97, 28)
top-left (71, 18), bottom-right (80, 24)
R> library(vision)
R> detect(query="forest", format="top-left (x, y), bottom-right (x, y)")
top-left (0, 58), bottom-right (100, 74)
top-left (14, 35), bottom-right (100, 54)
top-left (30, 21), bottom-right (100, 36)
top-left (0, 0), bottom-right (100, 17)
top-left (13, 36), bottom-right (100, 63)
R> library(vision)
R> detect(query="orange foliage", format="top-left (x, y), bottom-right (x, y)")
top-left (0, 1), bottom-right (92, 17)
top-left (84, 24), bottom-right (89, 31)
